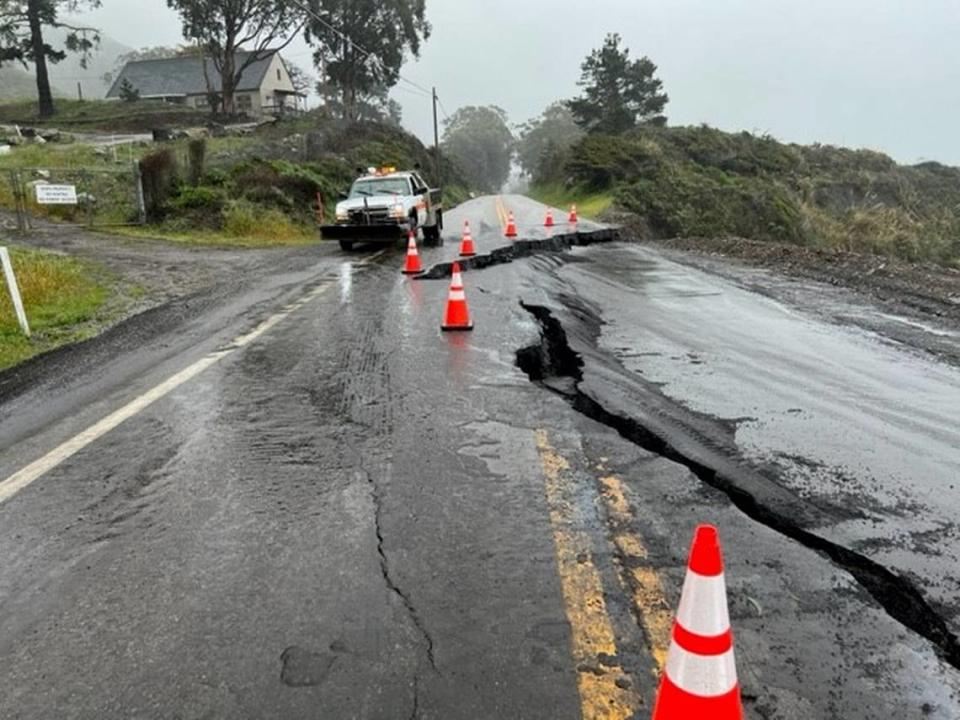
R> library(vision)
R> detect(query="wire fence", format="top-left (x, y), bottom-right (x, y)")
top-left (4, 164), bottom-right (146, 231)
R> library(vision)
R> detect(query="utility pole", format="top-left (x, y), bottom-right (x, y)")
top-left (432, 87), bottom-right (442, 192)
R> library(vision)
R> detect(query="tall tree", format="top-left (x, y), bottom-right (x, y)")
top-left (0, 0), bottom-right (100, 117)
top-left (167, 0), bottom-right (306, 114)
top-left (442, 106), bottom-right (514, 193)
top-left (305, 0), bottom-right (430, 122)
top-left (316, 77), bottom-right (401, 124)
top-left (517, 102), bottom-right (584, 182)
top-left (568, 33), bottom-right (668, 134)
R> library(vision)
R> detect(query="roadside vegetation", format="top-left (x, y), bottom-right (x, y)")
top-left (519, 35), bottom-right (960, 268)
top-left (534, 126), bottom-right (960, 267)
top-left (0, 108), bottom-right (471, 247)
top-left (0, 246), bottom-right (110, 370)
top-left (527, 183), bottom-right (613, 221)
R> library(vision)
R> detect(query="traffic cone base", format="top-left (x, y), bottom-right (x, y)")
top-left (654, 674), bottom-right (741, 717)
top-left (568, 204), bottom-right (578, 224)
top-left (652, 525), bottom-right (743, 720)
top-left (402, 232), bottom-right (423, 275)
top-left (441, 263), bottom-right (474, 331)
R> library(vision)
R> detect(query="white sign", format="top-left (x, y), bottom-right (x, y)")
top-left (35, 184), bottom-right (78, 205)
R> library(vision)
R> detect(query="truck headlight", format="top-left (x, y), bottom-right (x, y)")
top-left (336, 210), bottom-right (348, 221)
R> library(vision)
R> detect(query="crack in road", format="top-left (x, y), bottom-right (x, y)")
top-left (416, 228), bottom-right (621, 280)
top-left (356, 457), bottom-right (438, 674)
top-left (515, 301), bottom-right (960, 672)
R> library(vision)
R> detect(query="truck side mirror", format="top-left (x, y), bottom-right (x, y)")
top-left (338, 192), bottom-right (348, 201)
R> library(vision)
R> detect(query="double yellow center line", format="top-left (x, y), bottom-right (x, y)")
top-left (534, 430), bottom-right (673, 718)
top-left (494, 196), bottom-right (510, 231)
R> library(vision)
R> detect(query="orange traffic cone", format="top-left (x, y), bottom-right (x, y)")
top-left (402, 231), bottom-right (423, 275)
top-left (505, 211), bottom-right (518, 238)
top-left (653, 525), bottom-right (743, 719)
top-left (441, 262), bottom-right (473, 331)
top-left (544, 208), bottom-right (555, 227)
top-left (460, 220), bottom-right (477, 257)
top-left (568, 204), bottom-right (578, 224)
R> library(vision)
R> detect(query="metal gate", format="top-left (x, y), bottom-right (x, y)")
top-left (5, 163), bottom-right (146, 232)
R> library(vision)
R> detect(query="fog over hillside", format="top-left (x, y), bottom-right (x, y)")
top-left (0, 28), bottom-right (131, 101)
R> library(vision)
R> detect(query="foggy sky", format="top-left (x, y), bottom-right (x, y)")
top-left (78, 0), bottom-right (960, 165)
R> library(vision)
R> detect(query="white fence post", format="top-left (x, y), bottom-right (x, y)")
top-left (0, 247), bottom-right (31, 337)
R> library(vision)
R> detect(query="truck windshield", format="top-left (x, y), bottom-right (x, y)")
top-left (350, 178), bottom-right (411, 198)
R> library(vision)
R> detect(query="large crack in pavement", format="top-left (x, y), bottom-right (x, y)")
top-left (357, 459), bottom-right (438, 673)
top-left (417, 228), bottom-right (620, 279)
top-left (515, 300), bottom-right (960, 671)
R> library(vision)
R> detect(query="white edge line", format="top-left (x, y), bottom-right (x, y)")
top-left (0, 251), bottom-right (386, 506)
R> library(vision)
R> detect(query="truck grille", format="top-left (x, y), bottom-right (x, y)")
top-left (348, 207), bottom-right (394, 224)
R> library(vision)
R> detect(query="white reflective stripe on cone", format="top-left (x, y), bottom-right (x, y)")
top-left (452, 273), bottom-right (463, 286)
top-left (676, 570), bottom-right (730, 637)
top-left (448, 290), bottom-right (466, 301)
top-left (665, 642), bottom-right (738, 697)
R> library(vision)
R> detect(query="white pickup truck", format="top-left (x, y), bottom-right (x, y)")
top-left (321, 168), bottom-right (443, 251)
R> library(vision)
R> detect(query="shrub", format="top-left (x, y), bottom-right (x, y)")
top-left (170, 185), bottom-right (226, 211)
top-left (223, 200), bottom-right (309, 241)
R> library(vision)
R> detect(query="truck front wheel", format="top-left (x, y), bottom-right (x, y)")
top-left (339, 240), bottom-right (355, 251)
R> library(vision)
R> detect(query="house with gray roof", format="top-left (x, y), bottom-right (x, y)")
top-left (105, 50), bottom-right (303, 117)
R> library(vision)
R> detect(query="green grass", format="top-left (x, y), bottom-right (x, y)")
top-left (528, 182), bottom-right (615, 220)
top-left (0, 246), bottom-right (110, 370)
top-left (109, 221), bottom-right (320, 249)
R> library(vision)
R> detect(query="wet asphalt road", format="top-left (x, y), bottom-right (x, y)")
top-left (1, 196), bottom-right (959, 718)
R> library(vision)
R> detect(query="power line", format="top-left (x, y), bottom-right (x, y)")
top-left (436, 95), bottom-right (452, 122)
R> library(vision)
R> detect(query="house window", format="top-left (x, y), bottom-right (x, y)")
top-left (277, 68), bottom-right (282, 81)
top-left (236, 94), bottom-right (253, 111)
top-left (195, 96), bottom-right (208, 108)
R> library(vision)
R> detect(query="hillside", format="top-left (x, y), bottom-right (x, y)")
top-left (536, 125), bottom-right (960, 267)
top-left (0, 29), bottom-right (131, 102)
top-left (0, 107), bottom-right (470, 246)
top-left (0, 66), bottom-right (54, 100)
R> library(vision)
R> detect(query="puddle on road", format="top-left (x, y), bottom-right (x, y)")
top-left (338, 262), bottom-right (354, 305)
top-left (280, 646), bottom-right (337, 687)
